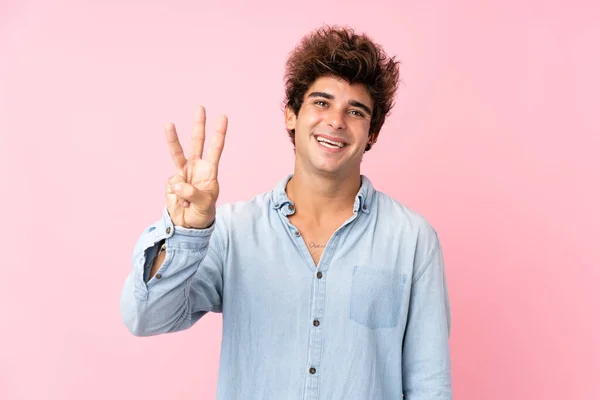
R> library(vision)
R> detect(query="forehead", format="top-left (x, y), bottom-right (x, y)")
top-left (305, 76), bottom-right (373, 107)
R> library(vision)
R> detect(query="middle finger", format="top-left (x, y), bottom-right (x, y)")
top-left (189, 105), bottom-right (206, 160)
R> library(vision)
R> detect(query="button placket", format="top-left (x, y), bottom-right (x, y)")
top-left (301, 197), bottom-right (362, 398)
top-left (304, 261), bottom-right (327, 399)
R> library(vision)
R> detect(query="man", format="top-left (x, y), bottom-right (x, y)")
top-left (121, 25), bottom-right (452, 399)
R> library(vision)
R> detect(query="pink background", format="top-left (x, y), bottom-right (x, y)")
top-left (1, 0), bottom-right (598, 399)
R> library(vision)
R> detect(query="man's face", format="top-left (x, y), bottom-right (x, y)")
top-left (285, 75), bottom-right (374, 176)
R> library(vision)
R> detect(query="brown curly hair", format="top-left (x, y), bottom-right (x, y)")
top-left (283, 25), bottom-right (400, 151)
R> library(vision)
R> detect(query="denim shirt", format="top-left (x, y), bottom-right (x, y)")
top-left (120, 175), bottom-right (452, 399)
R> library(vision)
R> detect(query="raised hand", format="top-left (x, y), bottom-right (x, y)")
top-left (165, 106), bottom-right (228, 229)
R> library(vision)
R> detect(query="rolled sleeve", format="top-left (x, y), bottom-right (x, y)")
top-left (121, 206), bottom-right (223, 336)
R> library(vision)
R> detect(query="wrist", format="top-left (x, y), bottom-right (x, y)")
top-left (188, 219), bottom-right (215, 230)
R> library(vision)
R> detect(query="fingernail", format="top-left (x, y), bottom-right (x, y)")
top-left (173, 183), bottom-right (181, 191)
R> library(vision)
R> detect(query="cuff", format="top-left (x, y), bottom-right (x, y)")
top-left (156, 205), bottom-right (216, 249)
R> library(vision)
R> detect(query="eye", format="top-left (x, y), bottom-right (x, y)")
top-left (314, 100), bottom-right (328, 107)
top-left (349, 110), bottom-right (365, 117)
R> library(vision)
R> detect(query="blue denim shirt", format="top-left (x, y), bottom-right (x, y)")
top-left (120, 175), bottom-right (452, 399)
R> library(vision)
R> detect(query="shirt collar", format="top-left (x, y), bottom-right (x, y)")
top-left (271, 174), bottom-right (375, 214)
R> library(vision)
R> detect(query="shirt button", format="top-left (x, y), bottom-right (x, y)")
top-left (155, 273), bottom-right (162, 279)
top-left (166, 227), bottom-right (172, 235)
top-left (294, 230), bottom-right (301, 237)
top-left (316, 271), bottom-right (323, 279)
top-left (288, 204), bottom-right (295, 212)
top-left (362, 204), bottom-right (367, 210)
top-left (309, 367), bottom-right (316, 374)
top-left (313, 319), bottom-right (320, 327)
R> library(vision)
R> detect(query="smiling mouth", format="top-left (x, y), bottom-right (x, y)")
top-left (315, 135), bottom-right (346, 149)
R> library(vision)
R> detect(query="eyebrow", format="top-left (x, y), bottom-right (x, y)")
top-left (307, 91), bottom-right (373, 116)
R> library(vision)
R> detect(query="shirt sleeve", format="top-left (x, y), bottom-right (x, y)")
top-left (402, 235), bottom-right (453, 399)
top-left (120, 205), bottom-right (225, 337)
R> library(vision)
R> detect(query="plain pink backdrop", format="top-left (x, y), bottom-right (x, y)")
top-left (1, 0), bottom-right (598, 399)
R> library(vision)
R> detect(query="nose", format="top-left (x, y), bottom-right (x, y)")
top-left (326, 108), bottom-right (346, 130)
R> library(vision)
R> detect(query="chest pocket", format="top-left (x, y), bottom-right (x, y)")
top-left (349, 266), bottom-right (403, 329)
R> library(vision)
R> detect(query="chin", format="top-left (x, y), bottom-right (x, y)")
top-left (311, 161), bottom-right (349, 176)
top-left (296, 149), bottom-right (357, 176)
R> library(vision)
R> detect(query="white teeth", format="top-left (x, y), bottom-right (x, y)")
top-left (320, 141), bottom-right (339, 149)
top-left (316, 137), bottom-right (344, 148)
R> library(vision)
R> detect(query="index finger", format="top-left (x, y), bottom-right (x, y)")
top-left (205, 114), bottom-right (228, 172)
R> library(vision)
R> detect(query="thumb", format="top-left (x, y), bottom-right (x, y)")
top-left (167, 174), bottom-right (191, 208)
top-left (167, 174), bottom-right (186, 194)
top-left (170, 181), bottom-right (209, 207)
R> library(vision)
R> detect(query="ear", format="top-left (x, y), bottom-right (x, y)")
top-left (368, 133), bottom-right (379, 146)
top-left (285, 106), bottom-right (297, 131)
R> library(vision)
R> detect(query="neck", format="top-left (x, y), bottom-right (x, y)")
top-left (286, 168), bottom-right (361, 221)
